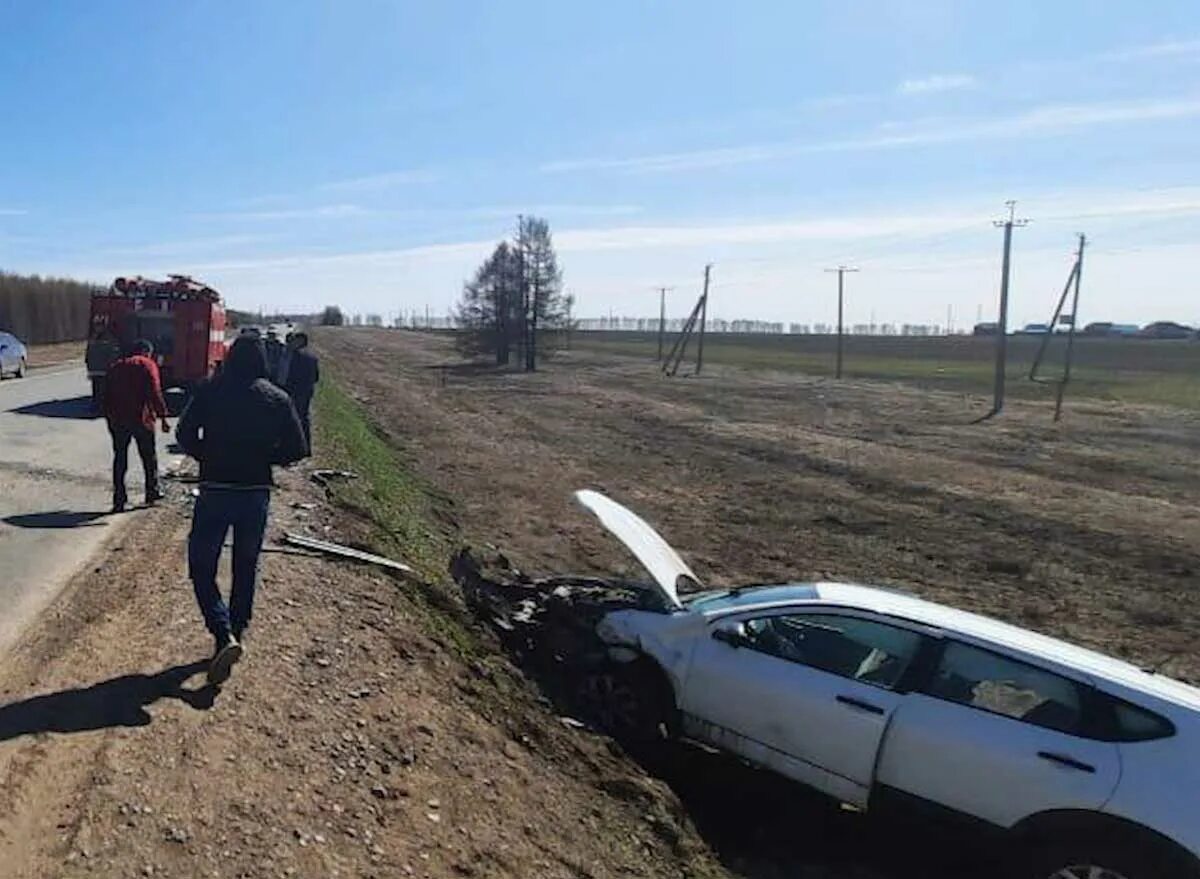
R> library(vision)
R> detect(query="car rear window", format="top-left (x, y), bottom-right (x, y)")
top-left (924, 642), bottom-right (1084, 735)
top-left (1103, 696), bottom-right (1176, 743)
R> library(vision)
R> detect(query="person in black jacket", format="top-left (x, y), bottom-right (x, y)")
top-left (282, 331), bottom-right (319, 453)
top-left (177, 335), bottom-right (307, 685)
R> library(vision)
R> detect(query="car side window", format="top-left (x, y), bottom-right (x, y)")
top-left (1102, 696), bottom-right (1176, 742)
top-left (924, 642), bottom-right (1083, 734)
top-left (740, 613), bottom-right (923, 690)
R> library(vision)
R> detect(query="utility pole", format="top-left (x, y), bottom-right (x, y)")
top-left (946, 304), bottom-right (953, 335)
top-left (989, 200), bottom-right (1030, 416)
top-left (1054, 234), bottom-right (1085, 421)
top-left (696, 265), bottom-right (712, 374)
top-left (565, 291), bottom-right (573, 351)
top-left (656, 287), bottom-right (671, 362)
top-left (824, 265), bottom-right (859, 378)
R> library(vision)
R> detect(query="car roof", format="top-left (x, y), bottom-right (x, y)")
top-left (693, 581), bottom-right (1200, 712)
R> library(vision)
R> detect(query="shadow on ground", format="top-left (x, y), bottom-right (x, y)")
top-left (2, 510), bottom-right (109, 529)
top-left (11, 395), bottom-right (98, 420)
top-left (0, 661), bottom-right (215, 741)
top-left (634, 742), bottom-right (997, 879)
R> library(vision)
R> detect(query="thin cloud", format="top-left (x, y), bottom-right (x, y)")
top-left (462, 204), bottom-right (643, 220)
top-left (1097, 38), bottom-right (1200, 62)
top-left (542, 95), bottom-right (1200, 174)
top-left (172, 239), bottom-right (493, 274)
top-left (898, 74), bottom-right (976, 95)
top-left (551, 186), bottom-right (1200, 254)
top-left (94, 234), bottom-right (275, 258)
top-left (318, 169), bottom-right (439, 193)
top-left (197, 204), bottom-right (368, 221)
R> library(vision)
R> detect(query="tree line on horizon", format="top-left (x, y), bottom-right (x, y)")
top-left (0, 271), bottom-right (98, 344)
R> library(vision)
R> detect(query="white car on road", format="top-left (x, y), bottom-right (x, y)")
top-left (575, 490), bottom-right (1200, 879)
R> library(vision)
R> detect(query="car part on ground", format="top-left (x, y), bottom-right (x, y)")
top-left (283, 532), bottom-right (413, 574)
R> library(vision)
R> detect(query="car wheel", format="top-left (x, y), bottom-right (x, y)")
top-left (1019, 840), bottom-right (1177, 879)
top-left (578, 663), bottom-right (670, 744)
top-left (16, 357), bottom-right (26, 378)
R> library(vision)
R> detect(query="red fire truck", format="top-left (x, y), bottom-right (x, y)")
top-left (85, 275), bottom-right (227, 408)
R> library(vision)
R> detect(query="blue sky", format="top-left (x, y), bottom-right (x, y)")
top-left (2, 1), bottom-right (1199, 327)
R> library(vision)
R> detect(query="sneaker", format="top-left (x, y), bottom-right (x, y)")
top-left (111, 500), bottom-right (126, 514)
top-left (207, 634), bottom-right (244, 686)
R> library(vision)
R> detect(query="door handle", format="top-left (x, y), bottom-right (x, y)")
top-left (1037, 751), bottom-right (1096, 774)
top-left (836, 694), bottom-right (885, 715)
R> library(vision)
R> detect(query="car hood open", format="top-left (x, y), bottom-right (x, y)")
top-left (574, 489), bottom-right (700, 609)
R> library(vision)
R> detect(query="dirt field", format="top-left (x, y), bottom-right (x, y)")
top-left (0, 457), bottom-right (726, 879)
top-left (25, 341), bottom-right (84, 369)
top-left (576, 330), bottom-right (1200, 409)
top-left (314, 326), bottom-right (1200, 875)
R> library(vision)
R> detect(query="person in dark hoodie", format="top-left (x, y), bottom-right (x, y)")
top-left (177, 335), bottom-right (308, 685)
top-left (282, 331), bottom-right (318, 452)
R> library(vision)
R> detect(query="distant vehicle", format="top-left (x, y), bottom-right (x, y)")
top-left (577, 491), bottom-right (1200, 879)
top-left (0, 331), bottom-right (28, 379)
top-left (972, 322), bottom-right (999, 336)
top-left (1138, 321), bottom-right (1194, 340)
top-left (1019, 323), bottom-right (1051, 335)
top-left (85, 275), bottom-right (228, 406)
top-left (1083, 322), bottom-right (1140, 337)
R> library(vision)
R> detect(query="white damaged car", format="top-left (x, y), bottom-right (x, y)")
top-left (575, 490), bottom-right (1200, 879)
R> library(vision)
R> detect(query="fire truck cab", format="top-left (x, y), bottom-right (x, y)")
top-left (86, 275), bottom-right (227, 409)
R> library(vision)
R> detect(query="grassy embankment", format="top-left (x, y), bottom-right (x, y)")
top-left (577, 331), bottom-right (1200, 409)
top-left (310, 374), bottom-right (484, 658)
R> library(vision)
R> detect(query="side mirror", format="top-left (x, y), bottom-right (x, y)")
top-left (712, 623), bottom-right (749, 649)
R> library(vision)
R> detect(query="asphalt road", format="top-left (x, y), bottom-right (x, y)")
top-left (0, 366), bottom-right (183, 654)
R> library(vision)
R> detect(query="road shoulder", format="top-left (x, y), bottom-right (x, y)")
top-left (0, 394), bottom-right (724, 878)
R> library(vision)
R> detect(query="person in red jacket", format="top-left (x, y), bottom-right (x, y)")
top-left (103, 339), bottom-right (170, 512)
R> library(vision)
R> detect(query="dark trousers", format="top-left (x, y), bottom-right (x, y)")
top-left (109, 423), bottom-right (158, 506)
top-left (293, 391), bottom-right (313, 454)
top-left (188, 488), bottom-right (271, 640)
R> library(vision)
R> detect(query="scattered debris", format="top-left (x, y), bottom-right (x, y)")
top-left (450, 547), bottom-right (667, 716)
top-left (284, 533), bottom-right (413, 574)
top-left (311, 469), bottom-right (359, 487)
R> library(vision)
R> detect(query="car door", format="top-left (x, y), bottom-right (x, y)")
top-left (874, 640), bottom-right (1121, 828)
top-left (679, 609), bottom-right (929, 807)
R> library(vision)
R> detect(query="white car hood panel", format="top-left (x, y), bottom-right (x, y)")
top-left (574, 489), bottom-right (698, 609)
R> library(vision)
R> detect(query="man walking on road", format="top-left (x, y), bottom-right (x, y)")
top-left (104, 339), bottom-right (169, 513)
top-left (177, 335), bottom-right (307, 685)
top-left (282, 331), bottom-right (318, 453)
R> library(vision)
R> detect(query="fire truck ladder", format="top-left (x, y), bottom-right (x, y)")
top-left (1028, 234), bottom-right (1086, 421)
